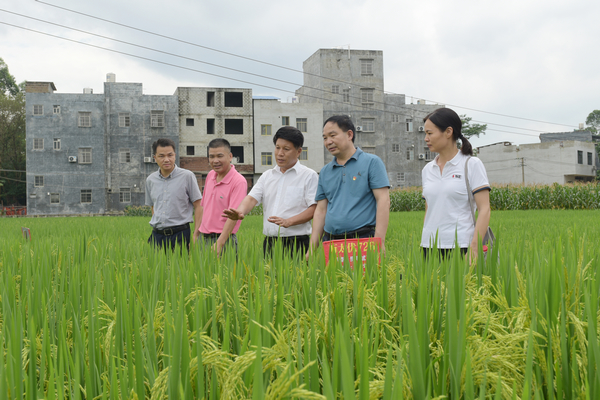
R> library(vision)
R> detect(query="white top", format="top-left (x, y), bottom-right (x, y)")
top-left (249, 160), bottom-right (318, 237)
top-left (421, 151), bottom-right (490, 249)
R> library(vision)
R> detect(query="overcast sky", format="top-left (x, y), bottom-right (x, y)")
top-left (1, 0), bottom-right (598, 147)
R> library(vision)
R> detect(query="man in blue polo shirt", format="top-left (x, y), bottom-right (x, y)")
top-left (308, 115), bottom-right (391, 254)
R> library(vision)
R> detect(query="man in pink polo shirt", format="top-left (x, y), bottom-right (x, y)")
top-left (193, 138), bottom-right (247, 253)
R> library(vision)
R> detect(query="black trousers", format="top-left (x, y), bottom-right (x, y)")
top-left (148, 226), bottom-right (191, 252)
top-left (263, 235), bottom-right (310, 257)
top-left (422, 247), bottom-right (468, 260)
top-left (323, 225), bottom-right (376, 242)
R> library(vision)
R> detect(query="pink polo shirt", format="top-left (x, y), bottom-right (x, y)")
top-left (199, 165), bottom-right (247, 234)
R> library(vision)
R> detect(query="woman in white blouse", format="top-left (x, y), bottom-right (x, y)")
top-left (420, 108), bottom-right (491, 260)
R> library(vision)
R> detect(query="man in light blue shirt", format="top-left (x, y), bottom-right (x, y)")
top-left (145, 138), bottom-right (202, 251)
top-left (309, 115), bottom-right (390, 253)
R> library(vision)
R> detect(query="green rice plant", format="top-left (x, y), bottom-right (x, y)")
top-left (0, 210), bottom-right (599, 398)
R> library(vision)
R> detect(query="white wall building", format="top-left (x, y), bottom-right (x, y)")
top-left (477, 141), bottom-right (597, 185)
top-left (253, 98), bottom-right (323, 180)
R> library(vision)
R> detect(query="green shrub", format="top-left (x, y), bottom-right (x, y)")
top-left (124, 205), bottom-right (152, 217)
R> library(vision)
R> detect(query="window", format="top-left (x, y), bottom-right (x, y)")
top-left (363, 146), bottom-right (376, 154)
top-left (577, 150), bottom-right (583, 164)
top-left (299, 147), bottom-right (308, 161)
top-left (53, 138), bottom-right (61, 150)
top-left (187, 146), bottom-right (195, 156)
top-left (119, 149), bottom-right (131, 163)
top-left (80, 189), bottom-right (92, 204)
top-left (392, 114), bottom-right (400, 123)
top-left (397, 172), bottom-right (405, 183)
top-left (588, 152), bottom-right (593, 165)
top-left (33, 105), bottom-right (43, 115)
top-left (224, 92), bottom-right (243, 107)
top-left (78, 148), bottom-right (92, 164)
top-left (406, 119), bottom-right (413, 132)
top-left (186, 118), bottom-right (194, 126)
top-left (392, 144), bottom-right (400, 153)
top-left (261, 124), bottom-right (272, 136)
top-left (119, 187), bottom-right (131, 203)
top-left (207, 92), bottom-right (215, 107)
top-left (406, 149), bottom-right (414, 161)
top-left (231, 146), bottom-right (244, 163)
top-left (282, 116), bottom-right (290, 125)
top-left (53, 105), bottom-right (60, 114)
top-left (343, 89), bottom-right (350, 103)
top-left (361, 59), bottom-right (373, 75)
top-left (78, 112), bottom-right (91, 127)
top-left (33, 138), bottom-right (44, 150)
top-left (362, 118), bottom-right (375, 132)
top-left (425, 150), bottom-right (435, 160)
top-left (224, 119), bottom-right (243, 134)
top-left (207, 119), bottom-right (215, 134)
top-left (332, 85), bottom-right (339, 94)
top-left (296, 118), bottom-right (307, 132)
top-left (151, 110), bottom-right (164, 128)
top-left (361, 89), bottom-right (374, 105)
top-left (34, 176), bottom-right (44, 187)
top-left (119, 113), bottom-right (130, 127)
top-left (261, 152), bottom-right (272, 166)
top-left (50, 193), bottom-right (60, 204)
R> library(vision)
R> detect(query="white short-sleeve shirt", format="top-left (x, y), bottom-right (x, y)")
top-left (421, 152), bottom-right (490, 249)
top-left (249, 160), bottom-right (318, 237)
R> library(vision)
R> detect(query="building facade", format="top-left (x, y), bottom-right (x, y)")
top-left (295, 48), bottom-right (441, 187)
top-left (25, 78), bottom-right (179, 215)
top-left (477, 141), bottom-right (597, 185)
top-left (176, 87), bottom-right (253, 190)
top-left (252, 97), bottom-right (324, 180)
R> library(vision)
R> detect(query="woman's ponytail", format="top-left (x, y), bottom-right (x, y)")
top-left (459, 134), bottom-right (473, 156)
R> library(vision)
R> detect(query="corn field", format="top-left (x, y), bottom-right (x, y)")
top-left (0, 210), bottom-right (599, 399)
top-left (390, 182), bottom-right (600, 212)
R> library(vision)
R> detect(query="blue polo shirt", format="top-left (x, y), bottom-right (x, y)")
top-left (315, 147), bottom-right (390, 235)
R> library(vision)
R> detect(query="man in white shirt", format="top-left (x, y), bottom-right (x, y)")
top-left (222, 126), bottom-right (318, 256)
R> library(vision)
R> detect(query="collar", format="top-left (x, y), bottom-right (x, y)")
top-left (212, 164), bottom-right (238, 185)
top-left (158, 165), bottom-right (178, 179)
top-left (274, 160), bottom-right (300, 174)
top-left (432, 150), bottom-right (462, 168)
top-left (333, 147), bottom-right (361, 167)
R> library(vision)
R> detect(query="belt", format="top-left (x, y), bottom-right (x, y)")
top-left (201, 232), bottom-right (220, 239)
top-left (327, 225), bottom-right (375, 240)
top-left (153, 223), bottom-right (190, 236)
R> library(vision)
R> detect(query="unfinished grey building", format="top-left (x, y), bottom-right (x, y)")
top-left (296, 48), bottom-right (442, 187)
top-left (25, 76), bottom-right (179, 215)
top-left (176, 87), bottom-right (254, 191)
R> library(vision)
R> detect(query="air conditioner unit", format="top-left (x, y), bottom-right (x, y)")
top-left (418, 126), bottom-right (425, 132)
top-left (418, 154), bottom-right (425, 160)
top-left (106, 188), bottom-right (112, 193)
top-left (68, 156), bottom-right (77, 162)
top-left (356, 126), bottom-right (363, 132)
top-left (144, 157), bottom-right (153, 163)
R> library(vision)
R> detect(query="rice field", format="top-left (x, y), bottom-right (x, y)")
top-left (0, 210), bottom-right (599, 399)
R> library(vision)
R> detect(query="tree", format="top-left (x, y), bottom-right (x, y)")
top-left (460, 115), bottom-right (487, 139)
top-left (0, 57), bottom-right (26, 205)
top-left (585, 110), bottom-right (600, 134)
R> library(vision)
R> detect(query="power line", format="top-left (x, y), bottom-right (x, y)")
top-left (0, 20), bottom-right (565, 142)
top-left (0, 18), bottom-right (533, 141)
top-left (32, 0), bottom-right (578, 129)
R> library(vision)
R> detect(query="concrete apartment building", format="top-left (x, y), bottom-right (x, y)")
top-left (25, 76), bottom-right (179, 215)
top-left (477, 140), bottom-right (597, 185)
top-left (176, 87), bottom-right (254, 190)
top-left (295, 48), bottom-right (441, 187)
top-left (252, 97), bottom-right (324, 180)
